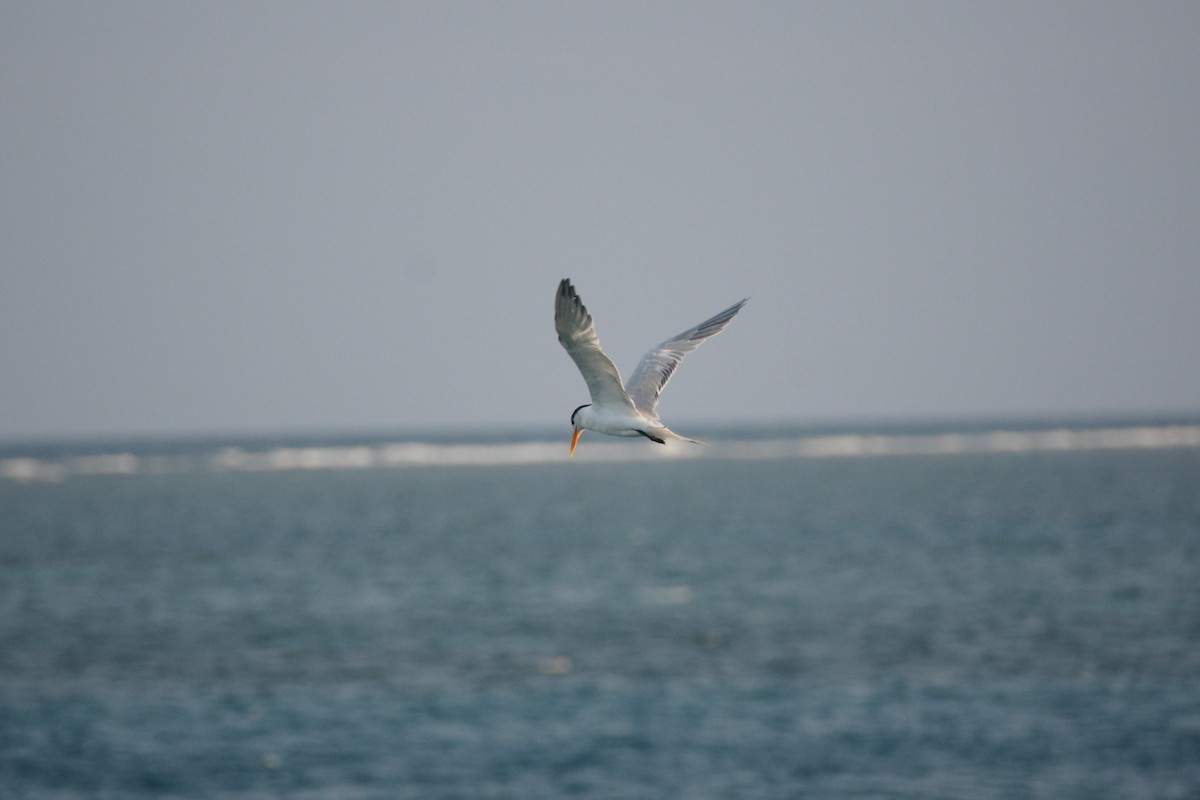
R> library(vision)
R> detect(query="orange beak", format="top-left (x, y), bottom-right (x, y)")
top-left (569, 428), bottom-right (583, 456)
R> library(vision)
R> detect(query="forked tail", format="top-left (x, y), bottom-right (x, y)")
top-left (651, 426), bottom-right (706, 446)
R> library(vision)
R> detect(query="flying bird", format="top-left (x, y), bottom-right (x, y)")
top-left (555, 278), bottom-right (748, 456)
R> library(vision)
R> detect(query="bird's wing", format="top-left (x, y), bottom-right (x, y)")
top-left (625, 297), bottom-right (748, 415)
top-left (555, 279), bottom-right (638, 412)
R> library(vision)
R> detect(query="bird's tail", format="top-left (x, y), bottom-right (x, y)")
top-left (651, 426), bottom-right (707, 446)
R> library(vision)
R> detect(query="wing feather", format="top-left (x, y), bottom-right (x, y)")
top-left (554, 279), bottom-right (637, 412)
top-left (625, 297), bottom-right (748, 415)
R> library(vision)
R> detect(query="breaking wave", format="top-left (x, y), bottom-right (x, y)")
top-left (3, 422), bottom-right (1199, 482)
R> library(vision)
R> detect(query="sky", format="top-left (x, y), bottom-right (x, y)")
top-left (2, 2), bottom-right (1198, 441)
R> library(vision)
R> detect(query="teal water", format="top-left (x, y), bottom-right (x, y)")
top-left (2, 429), bottom-right (1199, 798)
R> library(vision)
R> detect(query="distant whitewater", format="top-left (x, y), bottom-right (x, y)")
top-left (2, 418), bottom-right (1199, 482)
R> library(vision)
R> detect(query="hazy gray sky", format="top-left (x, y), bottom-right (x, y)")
top-left (3, 2), bottom-right (1198, 440)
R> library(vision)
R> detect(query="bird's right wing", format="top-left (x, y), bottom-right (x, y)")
top-left (555, 279), bottom-right (638, 412)
top-left (625, 297), bottom-right (748, 415)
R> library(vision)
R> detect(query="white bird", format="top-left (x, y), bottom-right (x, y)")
top-left (555, 278), bottom-right (748, 456)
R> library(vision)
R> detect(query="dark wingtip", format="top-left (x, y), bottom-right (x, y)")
top-left (558, 278), bottom-right (578, 304)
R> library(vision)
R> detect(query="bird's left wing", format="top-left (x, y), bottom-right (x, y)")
top-left (555, 279), bottom-right (638, 412)
top-left (625, 297), bottom-right (748, 415)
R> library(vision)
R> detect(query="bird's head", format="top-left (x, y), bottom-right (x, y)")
top-left (568, 404), bottom-right (590, 456)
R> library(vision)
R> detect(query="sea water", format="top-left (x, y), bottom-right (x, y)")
top-left (2, 422), bottom-right (1199, 798)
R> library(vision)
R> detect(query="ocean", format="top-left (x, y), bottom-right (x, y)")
top-left (2, 420), bottom-right (1199, 799)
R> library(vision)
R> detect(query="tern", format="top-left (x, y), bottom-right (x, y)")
top-left (555, 278), bottom-right (748, 456)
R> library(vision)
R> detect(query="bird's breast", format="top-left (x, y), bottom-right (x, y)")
top-left (578, 405), bottom-right (653, 437)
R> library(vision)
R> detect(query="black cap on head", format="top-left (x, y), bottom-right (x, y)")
top-left (570, 404), bottom-right (590, 425)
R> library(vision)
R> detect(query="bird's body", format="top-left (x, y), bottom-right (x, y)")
top-left (555, 278), bottom-right (747, 455)
top-left (568, 403), bottom-right (684, 444)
